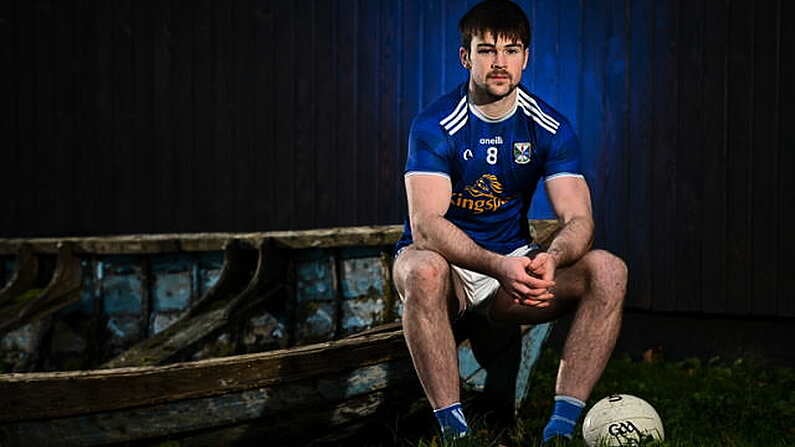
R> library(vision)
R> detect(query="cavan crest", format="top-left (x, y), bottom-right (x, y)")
top-left (512, 142), bottom-right (532, 164)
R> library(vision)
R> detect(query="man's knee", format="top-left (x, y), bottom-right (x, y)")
top-left (582, 250), bottom-right (628, 302)
top-left (395, 249), bottom-right (452, 307)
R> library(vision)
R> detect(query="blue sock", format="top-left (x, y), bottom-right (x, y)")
top-left (433, 402), bottom-right (469, 439)
top-left (542, 395), bottom-right (585, 442)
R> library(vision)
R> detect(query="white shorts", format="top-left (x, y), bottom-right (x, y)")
top-left (395, 243), bottom-right (541, 310)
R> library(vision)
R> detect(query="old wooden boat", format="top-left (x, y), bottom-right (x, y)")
top-left (0, 224), bottom-right (558, 446)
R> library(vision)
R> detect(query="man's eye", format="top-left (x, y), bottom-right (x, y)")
top-left (507, 49), bottom-right (520, 55)
top-left (478, 49), bottom-right (495, 54)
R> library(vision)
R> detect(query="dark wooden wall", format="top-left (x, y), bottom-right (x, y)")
top-left (1, 0), bottom-right (792, 317)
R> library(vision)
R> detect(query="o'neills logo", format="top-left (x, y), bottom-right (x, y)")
top-left (450, 174), bottom-right (512, 214)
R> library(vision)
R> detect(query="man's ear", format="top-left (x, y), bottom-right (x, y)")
top-left (522, 47), bottom-right (529, 70)
top-left (459, 47), bottom-right (471, 69)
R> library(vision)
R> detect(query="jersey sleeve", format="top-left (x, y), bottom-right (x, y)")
top-left (543, 118), bottom-right (583, 180)
top-left (404, 116), bottom-right (451, 178)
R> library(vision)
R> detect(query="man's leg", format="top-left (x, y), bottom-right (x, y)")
top-left (488, 249), bottom-right (628, 441)
top-left (393, 247), bottom-right (468, 436)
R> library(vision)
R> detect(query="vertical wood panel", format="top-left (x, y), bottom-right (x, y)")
top-left (674, 0), bottom-right (704, 312)
top-left (527, 0), bottom-right (560, 220)
top-left (253, 0), bottom-right (274, 230)
top-left (532, 0), bottom-right (559, 105)
top-left (191, 0), bottom-right (214, 232)
top-left (73, 0), bottom-right (97, 236)
top-left (750, 0), bottom-right (780, 316)
top-left (132, 0), bottom-right (155, 234)
top-left (700, 0), bottom-right (729, 314)
top-left (378, 0), bottom-right (400, 224)
top-left (33, 0), bottom-right (55, 235)
top-left (212, 1), bottom-right (234, 231)
top-left (650, 0), bottom-right (678, 311)
top-left (777, 0), bottom-right (793, 317)
top-left (603, 0), bottom-right (629, 262)
top-left (558, 0), bottom-right (582, 127)
top-left (232, 0), bottom-right (255, 232)
top-left (355, 0), bottom-right (378, 224)
top-left (94, 0), bottom-right (114, 234)
top-left (312, 0), bottom-right (337, 227)
top-left (172, 0), bottom-right (195, 232)
top-left (112, 0), bottom-right (135, 234)
top-left (626, 0), bottom-right (653, 309)
top-left (293, 0), bottom-right (316, 229)
top-left (579, 0), bottom-right (607, 248)
top-left (334, 0), bottom-right (357, 228)
top-left (152, 0), bottom-right (176, 231)
top-left (52, 1), bottom-right (75, 236)
top-left (398, 0), bottom-right (422, 225)
top-left (725, 0), bottom-right (753, 315)
top-left (421, 0), bottom-right (442, 107)
top-left (0, 1), bottom-right (15, 237)
top-left (271, 0), bottom-right (295, 230)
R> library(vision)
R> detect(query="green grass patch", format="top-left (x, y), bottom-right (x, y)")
top-left (366, 349), bottom-right (795, 447)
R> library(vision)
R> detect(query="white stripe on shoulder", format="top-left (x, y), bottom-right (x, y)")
top-left (517, 96), bottom-right (559, 131)
top-left (544, 173), bottom-right (585, 182)
top-left (443, 104), bottom-right (468, 132)
top-left (517, 101), bottom-right (558, 134)
top-left (405, 171), bottom-right (451, 179)
top-left (439, 96), bottom-right (467, 127)
top-left (518, 89), bottom-right (561, 127)
top-left (448, 114), bottom-right (468, 136)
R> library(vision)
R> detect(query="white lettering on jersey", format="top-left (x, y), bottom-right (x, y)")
top-left (479, 136), bottom-right (503, 146)
top-left (463, 149), bottom-right (473, 160)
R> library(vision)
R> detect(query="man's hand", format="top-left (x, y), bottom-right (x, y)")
top-left (495, 255), bottom-right (556, 307)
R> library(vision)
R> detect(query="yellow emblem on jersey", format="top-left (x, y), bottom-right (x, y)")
top-left (451, 174), bottom-right (512, 214)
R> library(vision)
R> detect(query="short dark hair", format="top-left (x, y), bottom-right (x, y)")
top-left (459, 0), bottom-right (531, 51)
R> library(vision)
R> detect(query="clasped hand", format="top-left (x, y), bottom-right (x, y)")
top-left (497, 252), bottom-right (556, 307)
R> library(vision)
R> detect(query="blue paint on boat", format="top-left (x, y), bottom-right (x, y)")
top-left (341, 298), bottom-right (385, 335)
top-left (295, 302), bottom-right (336, 342)
top-left (105, 316), bottom-right (142, 346)
top-left (340, 257), bottom-right (384, 300)
top-left (152, 274), bottom-right (192, 312)
top-left (150, 254), bottom-right (193, 312)
top-left (458, 343), bottom-right (487, 392)
top-left (100, 256), bottom-right (145, 315)
top-left (295, 257), bottom-right (335, 302)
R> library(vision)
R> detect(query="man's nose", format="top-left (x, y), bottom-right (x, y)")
top-left (492, 52), bottom-right (507, 69)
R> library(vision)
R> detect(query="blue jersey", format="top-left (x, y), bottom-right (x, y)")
top-left (396, 83), bottom-right (583, 255)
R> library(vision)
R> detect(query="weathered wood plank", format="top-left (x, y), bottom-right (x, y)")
top-left (0, 243), bottom-right (82, 335)
top-left (175, 387), bottom-right (422, 446)
top-left (0, 225), bottom-right (404, 255)
top-left (0, 328), bottom-right (409, 423)
top-left (0, 360), bottom-right (418, 446)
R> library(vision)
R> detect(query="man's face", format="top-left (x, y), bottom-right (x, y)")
top-left (460, 31), bottom-right (528, 99)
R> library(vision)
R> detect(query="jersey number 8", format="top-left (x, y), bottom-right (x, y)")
top-left (486, 147), bottom-right (498, 165)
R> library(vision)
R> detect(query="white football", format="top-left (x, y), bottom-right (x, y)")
top-left (582, 394), bottom-right (664, 446)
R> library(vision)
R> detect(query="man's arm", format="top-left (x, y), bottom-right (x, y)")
top-left (518, 176), bottom-right (592, 306)
top-left (545, 176), bottom-right (594, 267)
top-left (406, 174), bottom-right (553, 300)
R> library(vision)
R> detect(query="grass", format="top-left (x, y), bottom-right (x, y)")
top-left (361, 349), bottom-right (795, 447)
